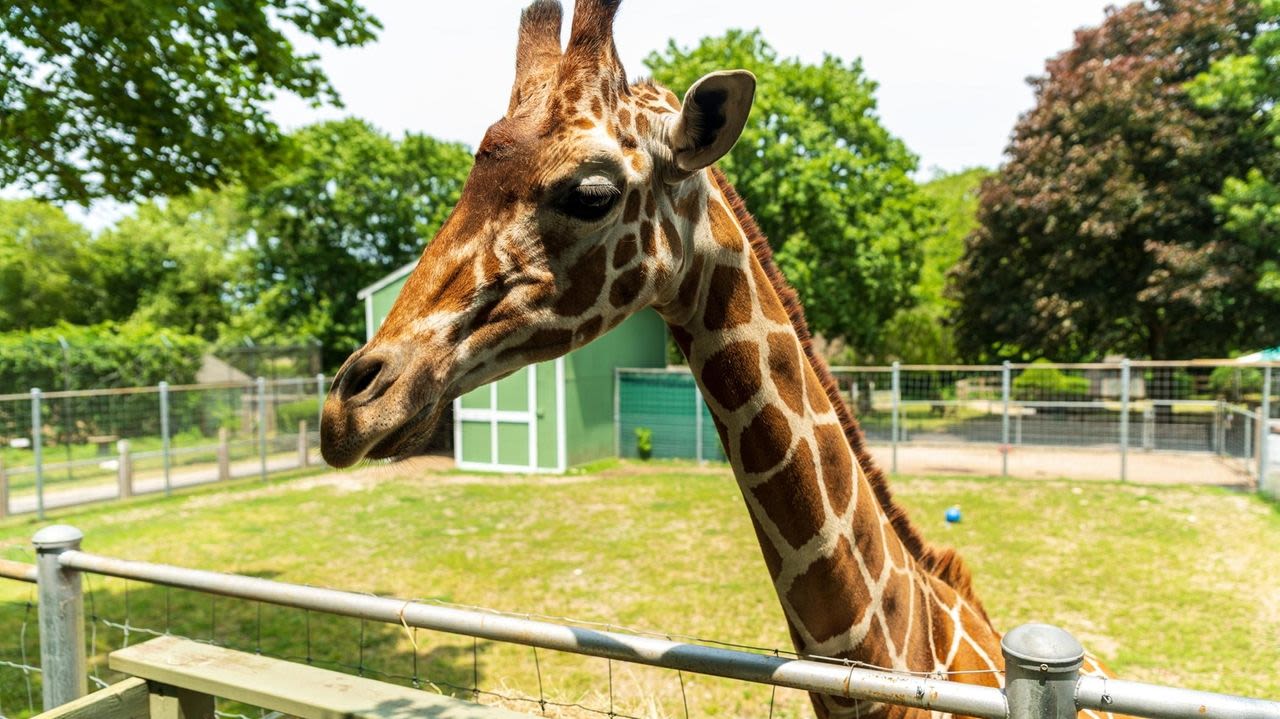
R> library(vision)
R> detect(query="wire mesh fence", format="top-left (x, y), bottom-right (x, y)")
top-left (619, 361), bottom-right (1277, 490)
top-left (0, 377), bottom-right (328, 519)
top-left (0, 546), bottom-right (39, 719)
top-left (0, 562), bottom-right (801, 719)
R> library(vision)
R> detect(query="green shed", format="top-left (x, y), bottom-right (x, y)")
top-left (358, 261), bottom-right (667, 472)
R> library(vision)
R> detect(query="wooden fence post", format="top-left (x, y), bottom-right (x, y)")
top-left (117, 439), bottom-right (132, 499)
top-left (217, 428), bottom-right (230, 483)
top-left (297, 420), bottom-right (309, 468)
top-left (0, 456), bottom-right (7, 520)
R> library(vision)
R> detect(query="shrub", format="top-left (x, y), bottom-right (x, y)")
top-left (634, 427), bottom-right (653, 460)
top-left (1012, 360), bottom-right (1090, 401)
top-left (0, 322), bottom-right (204, 392)
top-left (277, 398), bottom-right (320, 431)
top-left (1209, 366), bottom-right (1263, 400)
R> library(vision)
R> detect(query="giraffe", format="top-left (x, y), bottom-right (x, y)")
top-left (320, 2), bottom-right (1117, 717)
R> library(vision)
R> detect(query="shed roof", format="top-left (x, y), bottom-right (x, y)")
top-left (356, 260), bottom-right (419, 300)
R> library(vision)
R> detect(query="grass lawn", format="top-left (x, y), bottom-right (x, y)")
top-left (1, 460), bottom-right (1278, 718)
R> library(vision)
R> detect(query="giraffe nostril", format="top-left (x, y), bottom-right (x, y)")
top-left (339, 356), bottom-right (386, 402)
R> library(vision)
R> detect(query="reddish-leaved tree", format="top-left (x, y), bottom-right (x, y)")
top-left (950, 0), bottom-right (1280, 361)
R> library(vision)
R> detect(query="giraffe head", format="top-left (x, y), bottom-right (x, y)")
top-left (321, 0), bottom-right (755, 467)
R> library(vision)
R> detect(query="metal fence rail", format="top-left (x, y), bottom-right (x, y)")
top-left (618, 360), bottom-right (1278, 492)
top-left (0, 375), bottom-right (328, 519)
top-left (5, 525), bottom-right (1279, 719)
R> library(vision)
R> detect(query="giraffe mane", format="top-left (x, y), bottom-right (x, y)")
top-left (708, 168), bottom-right (992, 622)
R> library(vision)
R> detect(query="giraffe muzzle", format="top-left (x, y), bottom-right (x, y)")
top-left (320, 347), bottom-right (446, 468)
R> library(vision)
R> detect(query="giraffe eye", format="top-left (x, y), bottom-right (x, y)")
top-left (557, 176), bottom-right (622, 222)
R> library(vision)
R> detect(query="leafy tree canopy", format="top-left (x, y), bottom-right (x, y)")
top-left (92, 189), bottom-right (255, 340)
top-left (1188, 0), bottom-right (1280, 307)
top-left (951, 0), bottom-right (1280, 362)
top-left (646, 30), bottom-right (933, 355)
top-left (0, 0), bottom-right (379, 204)
top-left (243, 118), bottom-right (473, 366)
top-left (0, 198), bottom-right (97, 331)
top-left (878, 168), bottom-right (990, 364)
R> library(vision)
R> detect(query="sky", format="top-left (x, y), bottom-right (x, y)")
top-left (71, 0), bottom-right (1118, 229)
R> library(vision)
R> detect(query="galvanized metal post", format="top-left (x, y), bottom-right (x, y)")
top-left (0, 455), bottom-right (7, 520)
top-left (613, 368), bottom-right (621, 458)
top-left (257, 377), bottom-right (268, 481)
top-left (1245, 414), bottom-right (1253, 467)
top-left (1119, 359), bottom-right (1131, 483)
top-left (1001, 623), bottom-right (1084, 719)
top-left (1001, 361), bottom-right (1011, 477)
top-left (694, 384), bottom-right (704, 463)
top-left (116, 439), bottom-right (132, 499)
top-left (33, 524), bottom-right (87, 707)
top-left (1212, 399), bottom-right (1223, 455)
top-left (891, 362), bottom-right (901, 474)
top-left (159, 381), bottom-right (171, 496)
top-left (315, 373), bottom-right (326, 434)
top-left (1260, 366), bottom-right (1272, 493)
top-left (31, 388), bottom-right (44, 520)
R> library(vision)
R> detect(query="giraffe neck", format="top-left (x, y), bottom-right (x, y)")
top-left (653, 169), bottom-right (1003, 717)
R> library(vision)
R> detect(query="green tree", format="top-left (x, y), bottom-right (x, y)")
top-left (951, 0), bottom-right (1280, 362)
top-left (244, 119), bottom-right (473, 366)
top-left (91, 189), bottom-right (254, 340)
top-left (879, 168), bottom-right (990, 363)
top-left (0, 199), bottom-right (98, 330)
top-left (1188, 0), bottom-right (1280, 303)
top-left (646, 30), bottom-right (932, 355)
top-left (1, 0), bottom-right (379, 204)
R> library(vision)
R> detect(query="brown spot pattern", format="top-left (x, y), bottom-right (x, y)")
top-left (882, 573), bottom-right (911, 649)
top-left (635, 113), bottom-right (650, 135)
top-left (669, 325), bottom-right (693, 358)
top-left (751, 441), bottom-right (826, 550)
top-left (675, 255), bottom-right (703, 311)
top-left (805, 365), bottom-right (832, 414)
top-left (644, 190), bottom-right (656, 218)
top-left (612, 233), bottom-right (638, 269)
top-left (752, 260), bottom-right (791, 324)
top-left (852, 486), bottom-right (885, 581)
top-left (676, 189), bottom-right (702, 221)
top-left (766, 332), bottom-right (805, 414)
top-left (575, 315), bottom-right (603, 345)
top-left (787, 536), bottom-right (869, 643)
top-left (738, 404), bottom-right (792, 473)
top-left (814, 423), bottom-right (852, 515)
top-left (609, 265), bottom-right (647, 308)
top-left (659, 217), bottom-right (683, 262)
top-left (640, 221), bottom-right (656, 256)
top-left (749, 513), bottom-right (784, 582)
top-left (702, 265), bottom-right (752, 331)
top-left (622, 191), bottom-right (641, 223)
top-left (496, 327), bottom-right (573, 364)
top-left (554, 246), bottom-right (606, 316)
top-left (700, 341), bottom-right (760, 411)
top-left (706, 200), bottom-right (744, 251)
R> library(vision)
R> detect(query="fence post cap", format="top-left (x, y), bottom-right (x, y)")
top-left (1001, 623), bottom-right (1084, 673)
top-left (33, 525), bottom-right (84, 552)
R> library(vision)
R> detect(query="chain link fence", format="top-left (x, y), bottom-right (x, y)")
top-left (619, 361), bottom-right (1278, 492)
top-left (0, 377), bottom-right (328, 519)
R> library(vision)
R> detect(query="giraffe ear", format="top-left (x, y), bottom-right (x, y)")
top-left (670, 70), bottom-right (756, 173)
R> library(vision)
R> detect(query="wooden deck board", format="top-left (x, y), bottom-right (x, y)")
top-left (109, 636), bottom-right (530, 719)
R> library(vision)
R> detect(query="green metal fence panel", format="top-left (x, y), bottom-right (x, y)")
top-left (618, 371), bottom-right (726, 461)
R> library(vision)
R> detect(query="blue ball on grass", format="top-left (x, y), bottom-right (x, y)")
top-left (944, 505), bottom-right (962, 524)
